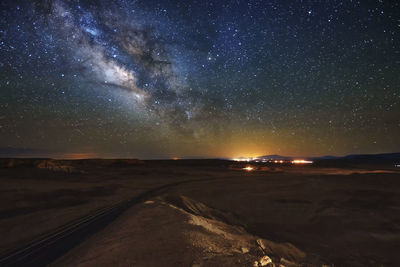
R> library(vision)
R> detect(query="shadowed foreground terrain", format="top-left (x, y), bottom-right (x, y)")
top-left (0, 159), bottom-right (399, 266)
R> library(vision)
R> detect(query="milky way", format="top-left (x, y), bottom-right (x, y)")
top-left (32, 0), bottom-right (205, 134)
top-left (0, 0), bottom-right (399, 158)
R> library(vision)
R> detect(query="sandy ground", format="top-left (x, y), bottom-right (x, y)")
top-left (0, 159), bottom-right (399, 266)
top-left (51, 196), bottom-right (309, 267)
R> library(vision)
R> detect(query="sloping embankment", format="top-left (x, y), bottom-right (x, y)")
top-left (52, 195), bottom-right (329, 267)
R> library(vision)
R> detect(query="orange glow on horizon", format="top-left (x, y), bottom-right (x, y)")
top-left (55, 153), bottom-right (98, 159)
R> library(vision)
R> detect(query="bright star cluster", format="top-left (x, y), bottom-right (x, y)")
top-left (0, 0), bottom-right (399, 158)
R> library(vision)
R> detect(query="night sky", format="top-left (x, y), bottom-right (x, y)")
top-left (0, 0), bottom-right (399, 159)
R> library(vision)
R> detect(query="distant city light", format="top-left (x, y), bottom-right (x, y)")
top-left (291, 159), bottom-right (313, 164)
top-left (233, 158), bottom-right (313, 165)
top-left (243, 166), bottom-right (254, 171)
top-left (233, 158), bottom-right (253, 162)
top-left (233, 157), bottom-right (288, 163)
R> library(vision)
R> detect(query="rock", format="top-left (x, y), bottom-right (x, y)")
top-left (257, 239), bottom-right (266, 250)
top-left (241, 247), bottom-right (249, 253)
top-left (255, 255), bottom-right (272, 266)
top-left (260, 256), bottom-right (273, 266)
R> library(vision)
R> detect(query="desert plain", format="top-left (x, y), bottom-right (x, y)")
top-left (0, 158), bottom-right (399, 267)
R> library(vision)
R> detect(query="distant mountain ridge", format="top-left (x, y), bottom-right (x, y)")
top-left (257, 155), bottom-right (292, 160)
top-left (341, 153), bottom-right (400, 160)
top-left (258, 153), bottom-right (400, 162)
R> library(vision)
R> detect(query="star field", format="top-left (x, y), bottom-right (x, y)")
top-left (0, 0), bottom-right (399, 158)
